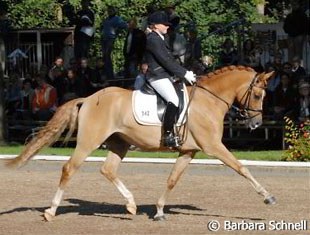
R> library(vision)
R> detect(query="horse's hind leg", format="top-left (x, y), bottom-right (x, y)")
top-left (203, 143), bottom-right (276, 204)
top-left (154, 151), bottom-right (195, 221)
top-left (43, 145), bottom-right (95, 221)
top-left (100, 136), bottom-right (136, 214)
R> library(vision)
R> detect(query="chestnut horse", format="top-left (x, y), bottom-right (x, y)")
top-left (7, 66), bottom-right (276, 221)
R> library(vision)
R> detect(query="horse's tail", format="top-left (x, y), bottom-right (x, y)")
top-left (6, 98), bottom-right (85, 168)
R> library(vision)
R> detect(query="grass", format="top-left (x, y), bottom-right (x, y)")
top-left (0, 144), bottom-right (284, 161)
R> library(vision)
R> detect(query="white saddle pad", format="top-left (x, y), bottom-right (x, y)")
top-left (132, 84), bottom-right (189, 126)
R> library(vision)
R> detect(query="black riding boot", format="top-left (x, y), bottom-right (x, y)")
top-left (162, 102), bottom-right (181, 147)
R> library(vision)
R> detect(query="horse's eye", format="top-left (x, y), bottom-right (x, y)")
top-left (253, 94), bottom-right (261, 100)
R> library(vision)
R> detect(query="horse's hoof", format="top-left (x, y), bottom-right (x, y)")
top-left (264, 195), bottom-right (276, 205)
top-left (153, 215), bottom-right (166, 221)
top-left (43, 209), bottom-right (55, 222)
top-left (126, 203), bottom-right (137, 215)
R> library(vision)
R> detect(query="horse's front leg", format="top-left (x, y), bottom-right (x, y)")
top-left (154, 151), bottom-right (196, 221)
top-left (100, 139), bottom-right (136, 215)
top-left (203, 142), bottom-right (276, 204)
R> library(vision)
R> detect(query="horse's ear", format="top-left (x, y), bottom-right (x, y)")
top-left (257, 71), bottom-right (275, 85)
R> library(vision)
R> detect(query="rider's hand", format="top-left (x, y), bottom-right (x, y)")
top-left (184, 71), bottom-right (197, 85)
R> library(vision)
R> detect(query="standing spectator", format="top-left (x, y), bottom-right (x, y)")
top-left (218, 38), bottom-right (238, 67)
top-left (60, 36), bottom-right (74, 70)
top-left (134, 63), bottom-right (148, 90)
top-left (0, 1), bottom-right (11, 72)
top-left (141, 5), bottom-right (156, 34)
top-left (241, 39), bottom-right (263, 72)
top-left (75, 57), bottom-right (95, 97)
top-left (184, 28), bottom-right (203, 74)
top-left (47, 56), bottom-right (67, 104)
top-left (101, 6), bottom-right (128, 79)
top-left (123, 17), bottom-right (146, 79)
top-left (32, 75), bottom-right (57, 121)
top-left (283, 2), bottom-right (308, 62)
top-left (70, 0), bottom-right (95, 61)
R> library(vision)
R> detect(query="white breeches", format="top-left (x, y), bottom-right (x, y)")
top-left (150, 78), bottom-right (179, 107)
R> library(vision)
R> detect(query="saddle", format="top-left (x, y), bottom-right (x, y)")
top-left (132, 80), bottom-right (189, 126)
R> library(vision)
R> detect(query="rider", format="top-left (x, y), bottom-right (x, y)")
top-left (144, 11), bottom-right (196, 147)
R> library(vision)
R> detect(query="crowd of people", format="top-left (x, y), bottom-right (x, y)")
top-left (3, 0), bottom-right (309, 125)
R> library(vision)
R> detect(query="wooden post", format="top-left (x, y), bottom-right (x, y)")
top-left (36, 30), bottom-right (42, 71)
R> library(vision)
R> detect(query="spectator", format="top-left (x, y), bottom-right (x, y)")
top-left (123, 17), bottom-right (146, 79)
top-left (134, 63), bottom-right (148, 90)
top-left (93, 57), bottom-right (109, 91)
top-left (272, 72), bottom-right (296, 120)
top-left (291, 56), bottom-right (306, 88)
top-left (5, 74), bottom-right (22, 117)
top-left (282, 62), bottom-right (293, 76)
top-left (47, 56), bottom-right (67, 104)
top-left (294, 81), bottom-right (310, 122)
top-left (32, 75), bottom-right (57, 121)
top-left (63, 68), bottom-right (78, 103)
top-left (60, 36), bottom-right (74, 69)
top-left (101, 6), bottom-right (128, 79)
top-left (283, 2), bottom-right (308, 62)
top-left (141, 4), bottom-right (156, 34)
top-left (218, 38), bottom-right (238, 67)
top-left (19, 79), bottom-right (35, 120)
top-left (75, 57), bottom-right (95, 97)
top-left (72, 0), bottom-right (95, 60)
top-left (184, 28), bottom-right (203, 74)
top-left (241, 39), bottom-right (263, 72)
top-left (165, 8), bottom-right (186, 65)
top-left (0, 1), bottom-right (12, 72)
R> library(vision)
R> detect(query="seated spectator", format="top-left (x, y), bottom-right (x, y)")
top-left (294, 81), bottom-right (310, 122)
top-left (272, 73), bottom-right (296, 120)
top-left (266, 64), bottom-right (281, 93)
top-left (32, 75), bottom-right (57, 121)
top-left (291, 56), bottom-right (306, 88)
top-left (282, 62), bottom-right (293, 76)
top-left (93, 57), bottom-right (109, 91)
top-left (18, 79), bottom-right (35, 120)
top-left (62, 68), bottom-right (78, 103)
top-left (5, 73), bottom-right (23, 117)
top-left (134, 63), bottom-right (148, 90)
top-left (218, 38), bottom-right (238, 67)
top-left (75, 57), bottom-right (95, 97)
top-left (47, 56), bottom-right (67, 104)
top-left (264, 65), bottom-right (280, 116)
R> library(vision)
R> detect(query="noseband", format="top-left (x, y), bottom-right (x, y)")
top-left (195, 74), bottom-right (265, 121)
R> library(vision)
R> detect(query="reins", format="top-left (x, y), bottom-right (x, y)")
top-left (176, 73), bottom-right (265, 144)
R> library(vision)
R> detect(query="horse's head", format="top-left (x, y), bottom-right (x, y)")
top-left (235, 71), bottom-right (274, 130)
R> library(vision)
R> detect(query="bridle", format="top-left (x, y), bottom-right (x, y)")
top-left (194, 74), bottom-right (266, 120)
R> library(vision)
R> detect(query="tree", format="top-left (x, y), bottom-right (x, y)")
top-left (3, 0), bottom-right (279, 70)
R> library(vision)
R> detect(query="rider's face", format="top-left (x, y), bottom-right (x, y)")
top-left (154, 24), bottom-right (169, 35)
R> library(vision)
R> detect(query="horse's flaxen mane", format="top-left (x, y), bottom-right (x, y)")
top-left (198, 65), bottom-right (255, 82)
